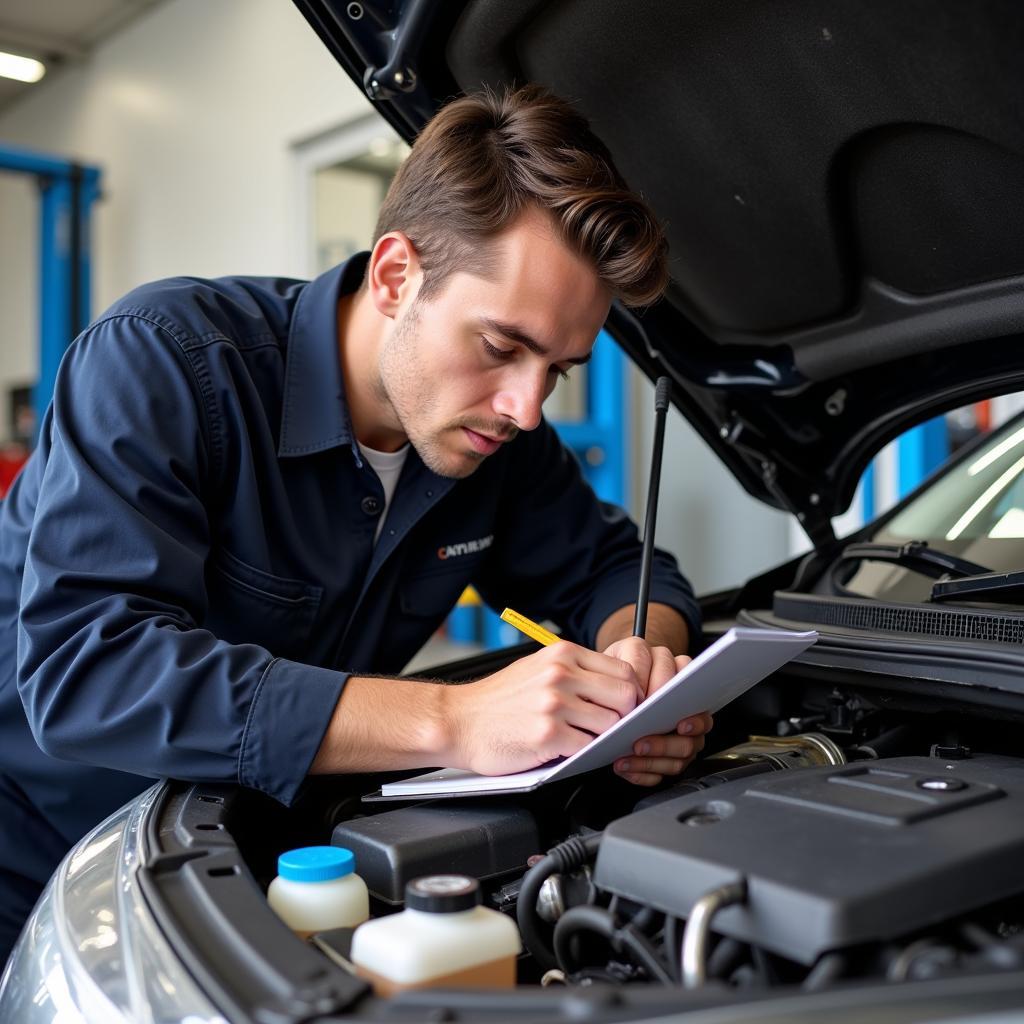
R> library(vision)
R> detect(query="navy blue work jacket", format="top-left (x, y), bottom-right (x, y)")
top-left (0, 255), bottom-right (699, 846)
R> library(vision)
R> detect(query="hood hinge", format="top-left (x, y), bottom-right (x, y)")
top-left (720, 415), bottom-right (836, 550)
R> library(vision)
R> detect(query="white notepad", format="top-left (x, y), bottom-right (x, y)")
top-left (378, 626), bottom-right (817, 799)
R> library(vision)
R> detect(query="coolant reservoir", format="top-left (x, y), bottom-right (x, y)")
top-left (350, 875), bottom-right (521, 994)
top-left (267, 846), bottom-right (369, 938)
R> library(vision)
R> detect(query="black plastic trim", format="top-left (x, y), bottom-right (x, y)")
top-left (773, 591), bottom-right (1024, 646)
top-left (137, 783), bottom-right (372, 1024)
top-left (740, 607), bottom-right (1024, 705)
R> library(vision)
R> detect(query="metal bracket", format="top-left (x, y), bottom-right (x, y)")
top-left (360, 0), bottom-right (435, 100)
top-left (719, 413), bottom-right (836, 549)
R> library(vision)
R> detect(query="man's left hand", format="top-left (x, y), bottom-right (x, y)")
top-left (601, 635), bottom-right (714, 787)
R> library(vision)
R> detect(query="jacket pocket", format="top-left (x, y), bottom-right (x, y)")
top-left (205, 550), bottom-right (323, 661)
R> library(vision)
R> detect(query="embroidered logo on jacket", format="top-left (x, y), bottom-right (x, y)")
top-left (437, 535), bottom-right (494, 560)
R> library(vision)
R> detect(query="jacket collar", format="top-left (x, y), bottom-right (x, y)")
top-left (278, 253), bottom-right (369, 459)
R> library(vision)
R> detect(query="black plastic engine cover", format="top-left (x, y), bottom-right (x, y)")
top-left (594, 755), bottom-right (1024, 965)
top-left (331, 800), bottom-right (539, 905)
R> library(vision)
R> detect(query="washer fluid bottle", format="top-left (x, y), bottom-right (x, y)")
top-left (267, 846), bottom-right (369, 938)
top-left (350, 875), bottom-right (521, 994)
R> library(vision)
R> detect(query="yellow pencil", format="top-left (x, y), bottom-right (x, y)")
top-left (500, 607), bottom-right (561, 647)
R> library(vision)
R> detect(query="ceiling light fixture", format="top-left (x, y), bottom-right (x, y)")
top-left (0, 51), bottom-right (46, 84)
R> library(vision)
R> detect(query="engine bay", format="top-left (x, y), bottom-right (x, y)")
top-left (323, 741), bottom-right (1024, 994)
top-left (141, 660), bottom-right (1024, 1021)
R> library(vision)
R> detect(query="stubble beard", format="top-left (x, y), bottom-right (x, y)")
top-left (377, 301), bottom-right (479, 479)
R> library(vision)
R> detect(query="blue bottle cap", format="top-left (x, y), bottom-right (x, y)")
top-left (277, 846), bottom-right (354, 883)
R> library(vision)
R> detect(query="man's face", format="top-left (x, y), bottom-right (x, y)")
top-left (377, 210), bottom-right (611, 478)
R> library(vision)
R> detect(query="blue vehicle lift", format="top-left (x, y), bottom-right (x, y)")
top-left (0, 143), bottom-right (102, 437)
top-left (861, 415), bottom-right (949, 520)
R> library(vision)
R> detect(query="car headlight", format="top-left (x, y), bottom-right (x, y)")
top-left (0, 784), bottom-right (225, 1023)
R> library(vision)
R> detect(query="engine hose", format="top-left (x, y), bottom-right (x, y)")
top-left (802, 951), bottom-right (846, 991)
top-left (960, 921), bottom-right (999, 950)
top-left (553, 905), bottom-right (675, 985)
top-left (707, 937), bottom-right (746, 980)
top-left (664, 916), bottom-right (682, 982)
top-left (628, 905), bottom-right (660, 932)
top-left (517, 832), bottom-right (603, 972)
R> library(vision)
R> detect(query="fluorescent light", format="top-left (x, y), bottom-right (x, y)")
top-left (946, 452), bottom-right (1024, 540)
top-left (967, 424), bottom-right (1024, 476)
top-left (990, 507), bottom-right (1024, 539)
top-left (0, 51), bottom-right (46, 84)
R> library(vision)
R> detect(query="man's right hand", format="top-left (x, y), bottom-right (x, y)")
top-left (441, 642), bottom-right (641, 776)
top-left (310, 643), bottom-right (640, 777)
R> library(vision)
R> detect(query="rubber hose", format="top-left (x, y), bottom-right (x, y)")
top-left (664, 915), bottom-right (682, 982)
top-left (554, 905), bottom-right (675, 985)
top-left (516, 833), bottom-right (602, 972)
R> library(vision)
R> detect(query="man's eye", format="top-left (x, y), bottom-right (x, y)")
top-left (550, 365), bottom-right (571, 382)
top-left (481, 337), bottom-right (514, 361)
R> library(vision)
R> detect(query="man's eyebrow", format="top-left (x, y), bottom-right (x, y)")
top-left (480, 317), bottom-right (593, 365)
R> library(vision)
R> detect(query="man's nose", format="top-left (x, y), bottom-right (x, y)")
top-left (492, 371), bottom-right (546, 432)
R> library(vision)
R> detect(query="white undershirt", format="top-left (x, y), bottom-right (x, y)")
top-left (358, 442), bottom-right (410, 542)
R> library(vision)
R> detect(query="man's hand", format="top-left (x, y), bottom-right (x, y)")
top-left (602, 635), bottom-right (681, 700)
top-left (310, 642), bottom-right (640, 777)
top-left (442, 641), bottom-right (640, 776)
top-left (601, 634), bottom-right (714, 787)
top-left (310, 611), bottom-right (709, 786)
top-left (612, 710), bottom-right (713, 786)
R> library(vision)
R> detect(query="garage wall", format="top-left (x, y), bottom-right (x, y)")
top-left (0, 173), bottom-right (36, 437)
top-left (0, 0), bottom-right (795, 598)
top-left (0, 0), bottom-right (368, 433)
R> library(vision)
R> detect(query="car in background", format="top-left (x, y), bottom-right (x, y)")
top-left (5, 1), bottom-right (1024, 1021)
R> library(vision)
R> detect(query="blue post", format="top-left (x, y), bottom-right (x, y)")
top-left (897, 416), bottom-right (948, 498)
top-left (0, 144), bottom-right (102, 441)
top-left (446, 602), bottom-right (480, 645)
top-left (482, 611), bottom-right (518, 650)
top-left (861, 462), bottom-right (876, 522)
top-left (859, 415), bottom-right (947, 527)
top-left (77, 168), bottom-right (102, 345)
top-left (37, 176), bottom-right (74, 436)
top-left (547, 330), bottom-right (626, 504)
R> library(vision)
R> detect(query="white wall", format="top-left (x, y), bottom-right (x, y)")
top-left (314, 166), bottom-right (385, 270)
top-left (0, 172), bottom-right (36, 434)
top-left (0, 0), bottom-right (370, 432)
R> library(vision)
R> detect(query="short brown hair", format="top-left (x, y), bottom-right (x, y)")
top-left (373, 85), bottom-right (668, 307)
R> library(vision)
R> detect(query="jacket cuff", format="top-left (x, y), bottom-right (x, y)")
top-left (581, 575), bottom-right (702, 652)
top-left (239, 658), bottom-right (348, 805)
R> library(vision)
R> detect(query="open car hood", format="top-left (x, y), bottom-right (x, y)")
top-left (293, 0), bottom-right (1024, 544)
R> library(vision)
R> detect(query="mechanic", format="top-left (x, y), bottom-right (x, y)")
top-left (0, 85), bottom-right (708, 963)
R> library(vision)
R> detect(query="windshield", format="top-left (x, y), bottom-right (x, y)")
top-left (841, 414), bottom-right (1024, 603)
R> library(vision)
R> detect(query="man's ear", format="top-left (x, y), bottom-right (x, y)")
top-left (366, 232), bottom-right (421, 318)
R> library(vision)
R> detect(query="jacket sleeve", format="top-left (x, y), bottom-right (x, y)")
top-left (16, 314), bottom-right (345, 805)
top-left (473, 418), bottom-right (701, 649)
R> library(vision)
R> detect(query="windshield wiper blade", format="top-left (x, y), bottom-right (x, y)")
top-left (834, 542), bottom-right (1023, 606)
top-left (931, 569), bottom-right (1024, 604)
top-left (837, 541), bottom-right (992, 581)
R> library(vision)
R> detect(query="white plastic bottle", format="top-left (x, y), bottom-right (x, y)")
top-left (350, 875), bottom-right (521, 995)
top-left (267, 846), bottom-right (369, 938)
